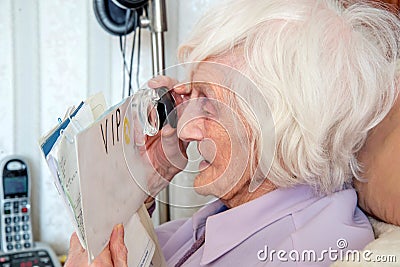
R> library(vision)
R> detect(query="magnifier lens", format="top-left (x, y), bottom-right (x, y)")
top-left (135, 87), bottom-right (176, 137)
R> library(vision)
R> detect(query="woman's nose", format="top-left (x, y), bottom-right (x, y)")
top-left (177, 100), bottom-right (205, 142)
top-left (178, 118), bottom-right (204, 142)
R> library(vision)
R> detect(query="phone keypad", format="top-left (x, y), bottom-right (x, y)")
top-left (0, 249), bottom-right (58, 267)
top-left (2, 199), bottom-right (33, 252)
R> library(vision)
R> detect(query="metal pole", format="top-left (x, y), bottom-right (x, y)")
top-left (148, 0), bottom-right (170, 224)
top-left (151, 32), bottom-right (165, 75)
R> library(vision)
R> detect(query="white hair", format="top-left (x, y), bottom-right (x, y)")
top-left (178, 0), bottom-right (400, 195)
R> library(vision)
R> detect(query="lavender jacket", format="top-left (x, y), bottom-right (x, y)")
top-left (155, 185), bottom-right (374, 266)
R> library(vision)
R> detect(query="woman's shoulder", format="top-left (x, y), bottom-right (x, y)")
top-left (206, 188), bottom-right (374, 265)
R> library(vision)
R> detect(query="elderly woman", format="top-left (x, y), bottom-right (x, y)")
top-left (66, 0), bottom-right (400, 266)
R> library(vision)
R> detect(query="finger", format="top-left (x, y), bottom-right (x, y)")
top-left (160, 125), bottom-right (188, 169)
top-left (64, 233), bottom-right (88, 267)
top-left (172, 95), bottom-right (189, 122)
top-left (160, 124), bottom-right (176, 138)
top-left (69, 232), bottom-right (85, 254)
top-left (133, 113), bottom-right (146, 147)
top-left (149, 77), bottom-right (191, 97)
top-left (110, 224), bottom-right (128, 267)
top-left (148, 78), bottom-right (190, 108)
top-left (91, 246), bottom-right (113, 266)
top-left (172, 83), bottom-right (192, 95)
top-left (148, 75), bottom-right (178, 89)
top-left (160, 125), bottom-right (184, 155)
top-left (170, 90), bottom-right (188, 106)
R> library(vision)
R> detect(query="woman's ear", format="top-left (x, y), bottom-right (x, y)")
top-left (355, 96), bottom-right (400, 226)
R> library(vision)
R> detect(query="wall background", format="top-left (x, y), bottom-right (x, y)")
top-left (0, 0), bottom-right (220, 254)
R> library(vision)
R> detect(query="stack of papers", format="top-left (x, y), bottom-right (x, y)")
top-left (39, 93), bottom-right (165, 266)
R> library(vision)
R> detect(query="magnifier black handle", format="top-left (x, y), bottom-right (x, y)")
top-left (156, 87), bottom-right (177, 130)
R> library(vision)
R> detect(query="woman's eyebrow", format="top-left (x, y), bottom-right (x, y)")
top-left (194, 82), bottom-right (217, 98)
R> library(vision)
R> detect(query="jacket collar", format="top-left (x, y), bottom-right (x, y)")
top-left (191, 199), bottom-right (224, 240)
top-left (198, 185), bottom-right (318, 265)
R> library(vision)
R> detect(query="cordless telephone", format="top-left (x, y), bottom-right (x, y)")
top-left (0, 156), bottom-right (61, 267)
top-left (0, 156), bottom-right (33, 252)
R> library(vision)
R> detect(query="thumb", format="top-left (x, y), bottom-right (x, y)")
top-left (69, 232), bottom-right (85, 253)
top-left (160, 124), bottom-right (187, 171)
top-left (64, 233), bottom-right (88, 267)
top-left (110, 224), bottom-right (128, 267)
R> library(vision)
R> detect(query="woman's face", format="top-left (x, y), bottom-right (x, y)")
top-left (176, 62), bottom-right (253, 202)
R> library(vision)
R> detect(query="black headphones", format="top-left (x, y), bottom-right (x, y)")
top-left (93, 0), bottom-right (147, 36)
top-left (114, 0), bottom-right (148, 9)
